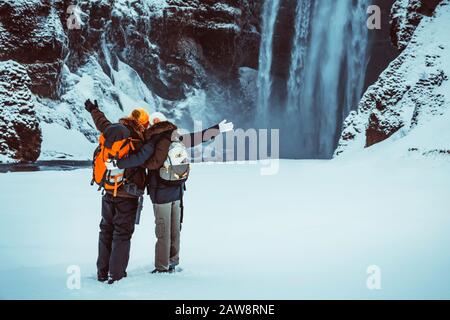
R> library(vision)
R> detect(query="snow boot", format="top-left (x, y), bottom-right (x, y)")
top-left (151, 268), bottom-right (174, 274)
top-left (107, 276), bottom-right (123, 285)
top-left (107, 271), bottom-right (127, 284)
top-left (97, 271), bottom-right (108, 282)
top-left (98, 274), bottom-right (108, 282)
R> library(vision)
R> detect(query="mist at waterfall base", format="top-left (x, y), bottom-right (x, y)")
top-left (256, 0), bottom-right (370, 159)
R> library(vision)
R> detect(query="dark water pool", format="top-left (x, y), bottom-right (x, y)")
top-left (0, 161), bottom-right (92, 173)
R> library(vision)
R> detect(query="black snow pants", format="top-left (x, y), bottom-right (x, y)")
top-left (97, 193), bottom-right (138, 280)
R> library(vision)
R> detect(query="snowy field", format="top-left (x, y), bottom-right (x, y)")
top-left (1, 152), bottom-right (450, 300)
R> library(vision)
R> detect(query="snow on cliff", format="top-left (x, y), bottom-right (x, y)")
top-left (0, 60), bottom-right (41, 163)
top-left (0, 0), bottom-right (260, 163)
top-left (390, 0), bottom-right (443, 50)
top-left (335, 0), bottom-right (450, 158)
top-left (35, 56), bottom-right (160, 161)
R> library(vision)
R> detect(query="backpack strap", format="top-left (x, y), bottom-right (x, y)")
top-left (155, 179), bottom-right (159, 202)
top-left (119, 137), bottom-right (138, 152)
top-left (129, 138), bottom-right (142, 151)
top-left (98, 170), bottom-right (107, 191)
top-left (112, 172), bottom-right (124, 197)
top-left (179, 184), bottom-right (186, 230)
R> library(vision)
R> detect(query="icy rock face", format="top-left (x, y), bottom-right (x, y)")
top-left (0, 0), bottom-right (68, 98)
top-left (158, 0), bottom-right (260, 73)
top-left (63, 0), bottom-right (260, 102)
top-left (391, 0), bottom-right (443, 50)
top-left (0, 0), bottom-right (261, 161)
top-left (0, 60), bottom-right (41, 162)
top-left (58, 0), bottom-right (260, 136)
top-left (334, 0), bottom-right (450, 157)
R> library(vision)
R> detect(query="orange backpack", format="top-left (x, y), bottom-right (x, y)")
top-left (92, 134), bottom-right (135, 197)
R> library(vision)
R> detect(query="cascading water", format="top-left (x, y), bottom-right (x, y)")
top-left (287, 0), bottom-right (368, 158)
top-left (257, 0), bottom-right (370, 159)
top-left (342, 1), bottom-right (371, 126)
top-left (256, 0), bottom-right (281, 124)
top-left (287, 0), bottom-right (312, 115)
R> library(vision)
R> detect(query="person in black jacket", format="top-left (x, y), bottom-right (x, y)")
top-left (85, 99), bottom-right (157, 284)
top-left (107, 112), bottom-right (233, 273)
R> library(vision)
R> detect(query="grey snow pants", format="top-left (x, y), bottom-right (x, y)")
top-left (153, 200), bottom-right (182, 271)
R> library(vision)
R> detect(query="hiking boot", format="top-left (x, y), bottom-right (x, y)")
top-left (151, 269), bottom-right (171, 274)
top-left (98, 275), bottom-right (108, 282)
top-left (107, 272), bottom-right (127, 284)
top-left (168, 265), bottom-right (176, 273)
top-left (107, 276), bottom-right (123, 285)
top-left (97, 272), bottom-right (108, 282)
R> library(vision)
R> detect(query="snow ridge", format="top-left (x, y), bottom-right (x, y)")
top-left (335, 0), bottom-right (450, 158)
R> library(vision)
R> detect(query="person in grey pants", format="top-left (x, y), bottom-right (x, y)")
top-left (153, 200), bottom-right (182, 271)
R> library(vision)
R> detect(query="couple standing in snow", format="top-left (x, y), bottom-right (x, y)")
top-left (84, 99), bottom-right (233, 284)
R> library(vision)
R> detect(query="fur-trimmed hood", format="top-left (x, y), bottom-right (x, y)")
top-left (144, 121), bottom-right (177, 140)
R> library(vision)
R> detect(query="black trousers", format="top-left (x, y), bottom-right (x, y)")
top-left (97, 194), bottom-right (138, 280)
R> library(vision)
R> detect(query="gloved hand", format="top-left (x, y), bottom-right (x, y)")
top-left (84, 99), bottom-right (99, 113)
top-left (105, 159), bottom-right (119, 171)
top-left (219, 119), bottom-right (234, 133)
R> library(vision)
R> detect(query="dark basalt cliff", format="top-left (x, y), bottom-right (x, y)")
top-left (0, 0), bottom-right (261, 162)
top-left (0, 60), bottom-right (41, 162)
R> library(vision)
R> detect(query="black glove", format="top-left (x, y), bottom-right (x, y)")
top-left (84, 99), bottom-right (99, 113)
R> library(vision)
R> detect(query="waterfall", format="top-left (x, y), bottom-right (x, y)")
top-left (256, 0), bottom-right (281, 125)
top-left (284, 0), bottom-right (370, 158)
top-left (287, 0), bottom-right (312, 115)
top-left (343, 1), bottom-right (370, 124)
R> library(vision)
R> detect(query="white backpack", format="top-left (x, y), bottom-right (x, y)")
top-left (159, 141), bottom-right (190, 186)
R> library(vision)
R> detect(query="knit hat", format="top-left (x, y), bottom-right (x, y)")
top-left (150, 111), bottom-right (168, 126)
top-left (131, 108), bottom-right (150, 128)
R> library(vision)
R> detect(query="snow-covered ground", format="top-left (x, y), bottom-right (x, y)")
top-left (1, 153), bottom-right (450, 299)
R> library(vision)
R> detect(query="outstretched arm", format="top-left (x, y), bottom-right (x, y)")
top-left (178, 120), bottom-right (233, 148)
top-left (85, 100), bottom-right (112, 134)
top-left (117, 139), bottom-right (156, 169)
top-left (178, 124), bottom-right (219, 148)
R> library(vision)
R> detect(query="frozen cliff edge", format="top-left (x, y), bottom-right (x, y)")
top-left (335, 0), bottom-right (450, 158)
